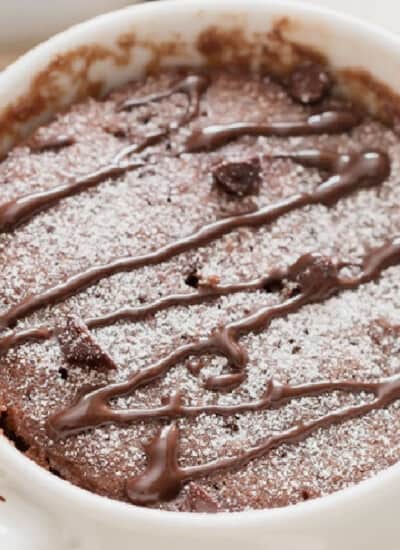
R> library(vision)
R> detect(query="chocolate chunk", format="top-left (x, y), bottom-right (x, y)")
top-left (213, 158), bottom-right (261, 197)
top-left (288, 62), bottom-right (332, 104)
top-left (184, 271), bottom-right (200, 288)
top-left (287, 253), bottom-right (339, 299)
top-left (184, 483), bottom-right (219, 513)
top-left (56, 316), bottom-right (116, 370)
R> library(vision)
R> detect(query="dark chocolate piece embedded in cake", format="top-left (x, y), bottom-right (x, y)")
top-left (0, 64), bottom-right (400, 512)
top-left (56, 316), bottom-right (116, 371)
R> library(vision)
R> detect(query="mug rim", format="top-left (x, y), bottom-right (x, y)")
top-left (1, 0), bottom-right (400, 529)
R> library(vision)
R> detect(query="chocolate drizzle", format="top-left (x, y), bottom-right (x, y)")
top-left (185, 111), bottom-right (360, 151)
top-left (45, 237), bottom-right (400, 504)
top-left (0, 326), bottom-right (53, 356)
top-left (126, 374), bottom-right (400, 505)
top-left (119, 75), bottom-right (210, 127)
top-left (0, 130), bottom-right (166, 235)
top-left (47, 238), bottom-right (400, 438)
top-left (0, 111), bottom-right (359, 235)
top-left (0, 149), bottom-right (389, 328)
top-left (0, 157), bottom-right (145, 233)
top-left (0, 271), bottom-right (283, 356)
top-left (1, 69), bottom-right (399, 509)
top-left (28, 135), bottom-right (75, 152)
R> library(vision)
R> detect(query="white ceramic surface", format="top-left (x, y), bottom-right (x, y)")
top-left (0, 1), bottom-right (134, 48)
top-left (294, 0), bottom-right (400, 33)
top-left (0, 1), bottom-right (399, 549)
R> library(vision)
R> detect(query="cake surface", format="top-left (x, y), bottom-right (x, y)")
top-left (0, 63), bottom-right (399, 512)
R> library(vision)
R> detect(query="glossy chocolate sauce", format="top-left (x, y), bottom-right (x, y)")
top-left (185, 111), bottom-right (360, 152)
top-left (46, 238), bottom-right (400, 451)
top-left (0, 271), bottom-right (284, 355)
top-left (1, 70), bottom-right (399, 509)
top-left (0, 113), bottom-right (359, 235)
top-left (119, 74), bottom-right (210, 127)
top-left (28, 135), bottom-right (76, 152)
top-left (0, 148), bottom-right (389, 328)
top-left (126, 373), bottom-right (400, 506)
top-left (0, 158), bottom-right (146, 233)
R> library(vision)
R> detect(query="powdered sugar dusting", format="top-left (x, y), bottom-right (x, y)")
top-left (0, 69), bottom-right (400, 511)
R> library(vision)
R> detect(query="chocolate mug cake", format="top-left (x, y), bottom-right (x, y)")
top-left (0, 59), bottom-right (399, 513)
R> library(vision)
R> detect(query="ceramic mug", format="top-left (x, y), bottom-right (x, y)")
top-left (0, 1), bottom-right (399, 549)
top-left (0, 1), bottom-right (135, 48)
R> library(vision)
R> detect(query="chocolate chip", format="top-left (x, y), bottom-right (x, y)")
top-left (185, 483), bottom-right (219, 513)
top-left (223, 417), bottom-right (239, 433)
top-left (56, 316), bottom-right (116, 370)
top-left (288, 62), bottom-right (332, 105)
top-left (262, 278), bottom-right (284, 293)
top-left (187, 360), bottom-right (203, 376)
top-left (58, 367), bottom-right (69, 381)
top-left (185, 272), bottom-right (200, 288)
top-left (213, 158), bottom-right (261, 197)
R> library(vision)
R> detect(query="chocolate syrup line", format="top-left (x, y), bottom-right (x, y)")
top-left (0, 107), bottom-right (358, 235)
top-left (0, 128), bottom-right (171, 234)
top-left (0, 157), bottom-right (146, 234)
top-left (0, 271), bottom-right (283, 356)
top-left (46, 290), bottom-right (317, 439)
top-left (0, 326), bottom-right (54, 356)
top-left (51, 376), bottom-right (386, 428)
top-left (125, 374), bottom-right (400, 506)
top-left (0, 75), bottom-right (207, 234)
top-left (0, 149), bottom-right (389, 329)
top-left (185, 111), bottom-right (360, 152)
top-left (2, 73), bottom-right (395, 507)
top-left (203, 371), bottom-right (246, 391)
top-left (118, 75), bottom-right (210, 126)
top-left (47, 235), bottom-right (400, 440)
top-left (112, 131), bottom-right (167, 165)
top-left (86, 271), bottom-right (283, 329)
top-left (29, 135), bottom-right (76, 153)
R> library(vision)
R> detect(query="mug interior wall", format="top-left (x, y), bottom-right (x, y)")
top-left (0, 0), bottom-right (400, 154)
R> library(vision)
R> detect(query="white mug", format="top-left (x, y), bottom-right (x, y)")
top-left (0, 1), bottom-right (134, 48)
top-left (0, 1), bottom-right (399, 549)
